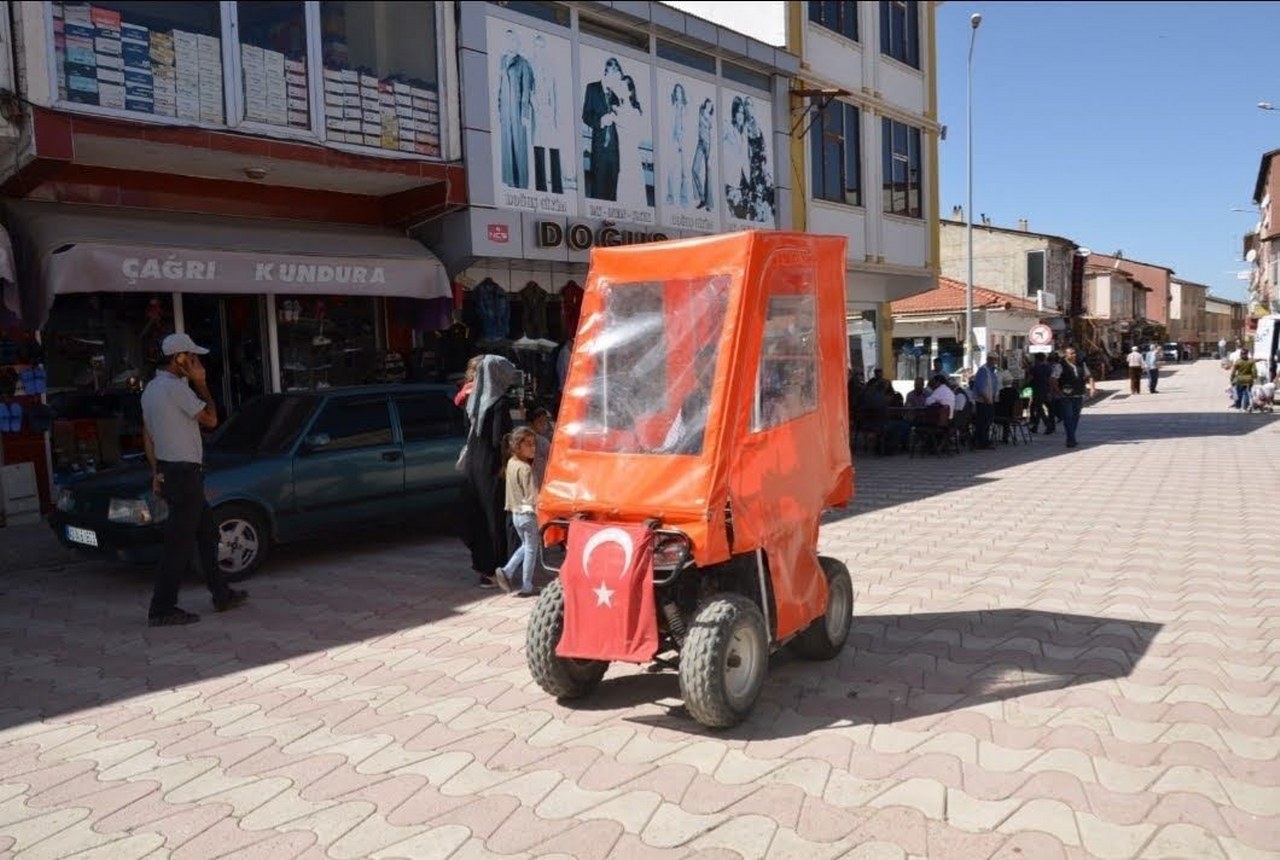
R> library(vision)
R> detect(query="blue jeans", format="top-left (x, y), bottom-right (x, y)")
top-left (1057, 397), bottom-right (1083, 445)
top-left (1235, 384), bottom-right (1251, 409)
top-left (502, 511), bottom-right (539, 593)
top-left (1148, 369), bottom-right (1159, 392)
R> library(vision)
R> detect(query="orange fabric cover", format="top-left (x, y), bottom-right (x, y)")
top-left (539, 231), bottom-right (854, 640)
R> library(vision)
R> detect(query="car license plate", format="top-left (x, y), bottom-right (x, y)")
top-left (66, 526), bottom-right (99, 547)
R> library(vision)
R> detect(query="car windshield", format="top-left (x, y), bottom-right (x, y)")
top-left (563, 275), bottom-right (731, 456)
top-left (209, 395), bottom-right (320, 456)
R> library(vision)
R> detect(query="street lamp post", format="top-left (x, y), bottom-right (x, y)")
top-left (964, 12), bottom-right (982, 372)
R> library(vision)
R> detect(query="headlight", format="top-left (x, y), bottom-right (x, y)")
top-left (108, 498), bottom-right (154, 525)
top-left (653, 535), bottom-right (690, 569)
top-left (109, 494), bottom-right (169, 524)
top-left (55, 489), bottom-right (75, 512)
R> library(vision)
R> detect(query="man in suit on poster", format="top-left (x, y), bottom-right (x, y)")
top-left (582, 57), bottom-right (623, 200)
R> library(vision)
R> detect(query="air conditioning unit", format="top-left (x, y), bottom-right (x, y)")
top-left (1036, 291), bottom-right (1058, 312)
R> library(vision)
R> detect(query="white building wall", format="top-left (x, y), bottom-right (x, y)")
top-left (796, 1), bottom-right (936, 304)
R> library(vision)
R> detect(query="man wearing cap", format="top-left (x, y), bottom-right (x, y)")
top-left (141, 333), bottom-right (247, 626)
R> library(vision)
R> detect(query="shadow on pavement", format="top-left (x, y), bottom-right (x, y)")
top-left (825, 410), bottom-right (1278, 523)
top-left (613, 608), bottom-right (1161, 738)
top-left (0, 522), bottom-right (485, 731)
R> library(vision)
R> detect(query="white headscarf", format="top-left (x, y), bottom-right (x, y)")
top-left (466, 354), bottom-right (519, 440)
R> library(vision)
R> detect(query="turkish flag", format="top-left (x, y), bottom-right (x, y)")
top-left (555, 521), bottom-right (659, 663)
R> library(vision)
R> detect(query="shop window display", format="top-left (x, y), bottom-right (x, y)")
top-left (237, 0), bottom-right (311, 130)
top-left (42, 293), bottom-right (174, 474)
top-left (319, 1), bottom-right (440, 155)
top-left (276, 295), bottom-right (377, 391)
top-left (52, 1), bottom-right (224, 122)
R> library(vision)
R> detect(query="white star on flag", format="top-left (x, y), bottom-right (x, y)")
top-left (593, 582), bottom-right (615, 607)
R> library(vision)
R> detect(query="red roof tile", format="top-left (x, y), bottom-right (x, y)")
top-left (891, 277), bottom-right (1039, 314)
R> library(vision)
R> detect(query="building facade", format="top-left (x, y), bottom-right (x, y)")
top-left (1168, 276), bottom-right (1208, 351)
top-left (424, 0), bottom-right (798, 338)
top-left (937, 217), bottom-right (1082, 313)
top-left (0, 1), bottom-right (465, 506)
top-left (1204, 294), bottom-right (1248, 349)
top-left (785, 0), bottom-right (941, 379)
top-left (1086, 252), bottom-right (1171, 329)
top-left (1247, 148), bottom-right (1279, 320)
top-left (889, 277), bottom-right (1039, 382)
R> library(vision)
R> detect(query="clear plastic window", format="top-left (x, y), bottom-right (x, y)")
top-left (564, 275), bottom-right (730, 455)
top-left (753, 279), bottom-right (818, 432)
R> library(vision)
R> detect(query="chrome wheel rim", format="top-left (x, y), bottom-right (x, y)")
top-left (724, 622), bottom-right (762, 706)
top-left (217, 518), bottom-right (260, 575)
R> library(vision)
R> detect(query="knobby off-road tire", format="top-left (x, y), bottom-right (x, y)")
top-left (526, 579), bottom-right (609, 699)
top-left (786, 556), bottom-right (854, 660)
top-left (679, 594), bottom-right (769, 729)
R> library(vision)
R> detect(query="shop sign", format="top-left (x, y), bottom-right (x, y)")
top-left (535, 220), bottom-right (669, 252)
top-left (487, 224), bottom-right (510, 244)
top-left (121, 256), bottom-right (388, 285)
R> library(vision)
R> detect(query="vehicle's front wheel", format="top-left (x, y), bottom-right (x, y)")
top-left (679, 594), bottom-right (769, 729)
top-left (208, 503), bottom-right (269, 582)
top-left (787, 556), bottom-right (853, 660)
top-left (527, 579), bottom-right (609, 699)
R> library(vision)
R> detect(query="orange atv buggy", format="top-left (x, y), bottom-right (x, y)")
top-left (528, 231), bottom-right (855, 729)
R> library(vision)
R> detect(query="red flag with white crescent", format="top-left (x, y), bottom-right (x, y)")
top-left (555, 521), bottom-right (659, 663)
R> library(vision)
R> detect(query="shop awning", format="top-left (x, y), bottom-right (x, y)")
top-left (2, 201), bottom-right (450, 329)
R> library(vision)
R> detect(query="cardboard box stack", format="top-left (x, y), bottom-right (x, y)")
top-left (242, 42), bottom-right (307, 130)
top-left (322, 67), bottom-right (440, 157)
top-left (52, 2), bottom-right (222, 120)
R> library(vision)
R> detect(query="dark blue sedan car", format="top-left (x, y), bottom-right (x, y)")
top-left (49, 384), bottom-right (467, 580)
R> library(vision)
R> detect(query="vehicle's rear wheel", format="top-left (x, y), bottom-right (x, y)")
top-left (208, 503), bottom-right (269, 582)
top-left (679, 594), bottom-right (769, 729)
top-left (526, 579), bottom-right (609, 699)
top-left (786, 556), bottom-right (853, 660)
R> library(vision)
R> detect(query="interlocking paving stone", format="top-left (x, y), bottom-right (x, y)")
top-left (2, 359), bottom-right (1279, 858)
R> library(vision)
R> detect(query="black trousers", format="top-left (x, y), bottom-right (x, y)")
top-left (150, 462), bottom-right (230, 616)
top-left (1030, 391), bottom-right (1055, 431)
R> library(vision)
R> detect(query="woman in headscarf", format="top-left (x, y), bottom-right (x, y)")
top-left (458, 354), bottom-right (520, 588)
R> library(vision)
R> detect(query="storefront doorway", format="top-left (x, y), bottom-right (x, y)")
top-left (183, 295), bottom-right (269, 417)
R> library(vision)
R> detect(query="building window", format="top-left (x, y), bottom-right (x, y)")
top-left (319, 2), bottom-right (441, 156)
top-left (48, 1), bottom-right (444, 159)
top-left (1026, 250), bottom-right (1046, 297)
top-left (236, 1), bottom-right (310, 131)
top-left (489, 1), bottom-right (570, 27)
top-left (810, 100), bottom-right (860, 207)
top-left (52, 1), bottom-right (224, 120)
top-left (578, 15), bottom-right (651, 51)
top-left (879, 0), bottom-right (919, 68)
top-left (656, 39), bottom-right (717, 75)
top-left (881, 117), bottom-right (922, 218)
top-left (722, 62), bottom-right (771, 93)
top-left (808, 1), bottom-right (858, 42)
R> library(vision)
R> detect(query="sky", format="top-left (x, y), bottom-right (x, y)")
top-left (663, 1), bottom-right (1280, 302)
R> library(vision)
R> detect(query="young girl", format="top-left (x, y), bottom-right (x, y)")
top-left (495, 426), bottom-right (540, 597)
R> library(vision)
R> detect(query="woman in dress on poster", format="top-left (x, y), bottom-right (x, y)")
top-left (665, 83), bottom-right (690, 208)
top-left (692, 97), bottom-right (714, 211)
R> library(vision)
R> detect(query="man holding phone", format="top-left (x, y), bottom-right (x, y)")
top-left (141, 333), bottom-right (247, 626)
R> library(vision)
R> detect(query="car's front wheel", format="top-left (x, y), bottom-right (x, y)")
top-left (208, 503), bottom-right (269, 582)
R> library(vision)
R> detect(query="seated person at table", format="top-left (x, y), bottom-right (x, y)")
top-left (950, 378), bottom-right (970, 414)
top-left (924, 374), bottom-right (956, 418)
top-left (904, 376), bottom-right (928, 409)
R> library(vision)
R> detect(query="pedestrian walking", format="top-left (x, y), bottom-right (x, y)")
top-left (494, 426), bottom-right (541, 597)
top-left (1229, 351), bottom-right (1257, 410)
top-left (1051, 346), bottom-right (1095, 449)
top-left (1126, 345), bottom-right (1143, 394)
top-left (1218, 338), bottom-right (1227, 360)
top-left (141, 333), bottom-right (247, 626)
top-left (1145, 343), bottom-right (1161, 393)
top-left (1028, 352), bottom-right (1056, 434)
top-left (458, 354), bottom-right (519, 588)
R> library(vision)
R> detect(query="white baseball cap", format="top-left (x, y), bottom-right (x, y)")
top-left (161, 333), bottom-right (210, 356)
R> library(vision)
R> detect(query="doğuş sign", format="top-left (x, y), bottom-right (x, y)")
top-left (536, 220), bottom-right (669, 252)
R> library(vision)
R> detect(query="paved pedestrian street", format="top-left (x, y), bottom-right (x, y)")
top-left (1, 358), bottom-right (1277, 860)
